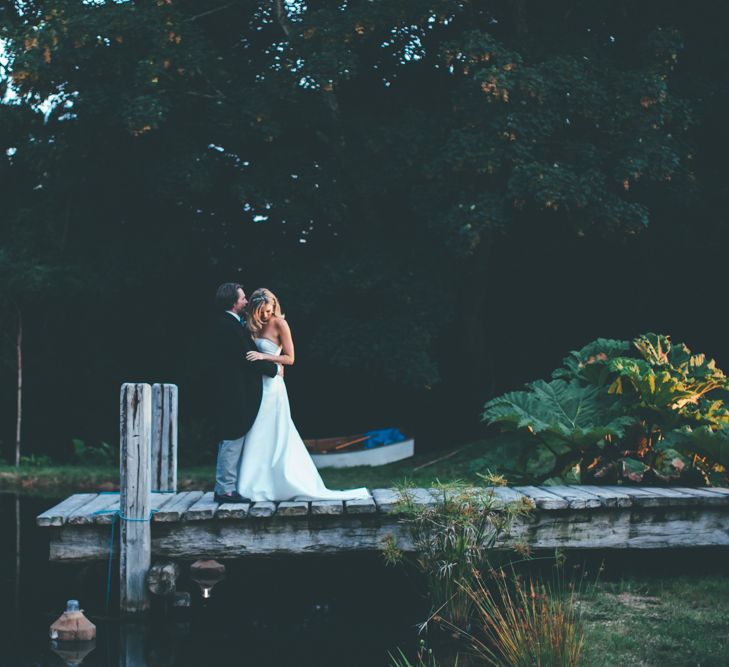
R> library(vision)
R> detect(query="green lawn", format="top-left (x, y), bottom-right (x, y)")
top-left (0, 440), bottom-right (491, 494)
top-left (580, 575), bottom-right (729, 666)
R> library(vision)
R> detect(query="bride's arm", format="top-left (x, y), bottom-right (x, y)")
top-left (246, 318), bottom-right (296, 365)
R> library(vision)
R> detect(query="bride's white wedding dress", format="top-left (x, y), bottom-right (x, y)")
top-left (237, 337), bottom-right (371, 502)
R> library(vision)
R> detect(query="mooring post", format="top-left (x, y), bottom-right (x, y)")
top-left (151, 383), bottom-right (178, 492)
top-left (120, 383), bottom-right (152, 614)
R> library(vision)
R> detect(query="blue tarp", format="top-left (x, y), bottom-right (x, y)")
top-left (363, 428), bottom-right (406, 449)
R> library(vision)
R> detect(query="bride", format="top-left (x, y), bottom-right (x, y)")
top-left (237, 288), bottom-right (371, 502)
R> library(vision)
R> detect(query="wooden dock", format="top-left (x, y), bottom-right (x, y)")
top-left (35, 382), bottom-right (729, 614)
top-left (38, 484), bottom-right (729, 562)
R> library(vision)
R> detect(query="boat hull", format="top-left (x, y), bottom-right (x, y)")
top-left (311, 439), bottom-right (415, 469)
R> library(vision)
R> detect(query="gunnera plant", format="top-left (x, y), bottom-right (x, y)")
top-left (483, 333), bottom-right (729, 485)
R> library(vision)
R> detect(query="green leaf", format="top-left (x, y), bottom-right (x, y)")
top-left (483, 379), bottom-right (634, 448)
top-left (653, 447), bottom-right (688, 481)
top-left (619, 457), bottom-right (650, 483)
top-left (661, 426), bottom-right (729, 468)
top-left (553, 338), bottom-right (631, 386)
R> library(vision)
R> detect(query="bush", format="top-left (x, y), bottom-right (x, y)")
top-left (383, 483), bottom-right (533, 629)
top-left (445, 568), bottom-right (585, 667)
top-left (483, 333), bottom-right (729, 485)
top-left (71, 438), bottom-right (116, 466)
top-left (19, 454), bottom-right (54, 467)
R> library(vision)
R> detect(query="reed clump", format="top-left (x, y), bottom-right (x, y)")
top-left (383, 482), bottom-right (533, 629)
top-left (442, 568), bottom-right (585, 667)
top-left (385, 482), bottom-right (584, 667)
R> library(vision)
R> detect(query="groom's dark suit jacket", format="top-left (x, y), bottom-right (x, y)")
top-left (209, 312), bottom-right (279, 442)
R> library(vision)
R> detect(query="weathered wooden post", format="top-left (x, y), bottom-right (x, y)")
top-left (120, 383), bottom-right (152, 614)
top-left (151, 383), bottom-right (178, 492)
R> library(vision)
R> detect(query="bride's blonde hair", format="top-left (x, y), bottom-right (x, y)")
top-left (245, 288), bottom-right (284, 336)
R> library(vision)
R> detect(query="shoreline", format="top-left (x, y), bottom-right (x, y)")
top-left (0, 442), bottom-right (486, 495)
top-left (0, 466), bottom-right (213, 496)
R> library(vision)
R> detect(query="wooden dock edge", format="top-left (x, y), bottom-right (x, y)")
top-left (40, 487), bottom-right (729, 562)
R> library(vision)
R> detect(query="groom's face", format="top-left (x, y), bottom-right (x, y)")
top-left (232, 288), bottom-right (248, 314)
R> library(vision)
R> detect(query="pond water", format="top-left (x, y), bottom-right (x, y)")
top-left (0, 493), bottom-right (427, 666)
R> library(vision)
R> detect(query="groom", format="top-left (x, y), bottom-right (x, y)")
top-left (210, 282), bottom-right (280, 504)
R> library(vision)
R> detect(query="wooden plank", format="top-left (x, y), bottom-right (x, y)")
top-left (151, 383), bottom-right (178, 493)
top-left (216, 502), bottom-right (250, 519)
top-left (147, 505), bottom-right (729, 554)
top-left (43, 493), bottom-right (729, 560)
top-left (427, 486), bottom-right (480, 503)
top-left (92, 492), bottom-right (177, 525)
top-left (571, 485), bottom-right (632, 508)
top-left (486, 486), bottom-right (529, 509)
top-left (513, 486), bottom-right (569, 510)
top-left (404, 488), bottom-right (437, 507)
top-left (311, 500), bottom-right (344, 515)
top-left (277, 501), bottom-right (309, 517)
top-left (372, 488), bottom-right (400, 513)
top-left (345, 497), bottom-right (377, 514)
top-left (372, 488), bottom-right (434, 514)
top-left (68, 494), bottom-right (119, 525)
top-left (249, 501), bottom-right (277, 518)
top-left (36, 494), bottom-right (98, 527)
top-left (120, 382), bottom-right (153, 614)
top-left (183, 492), bottom-right (218, 521)
top-left (153, 491), bottom-right (203, 522)
top-left (672, 487), bottom-right (729, 506)
top-left (641, 487), bottom-right (701, 506)
top-left (600, 486), bottom-right (666, 507)
top-left (545, 486), bottom-right (602, 509)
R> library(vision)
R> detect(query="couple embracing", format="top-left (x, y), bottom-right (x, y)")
top-left (210, 282), bottom-right (370, 504)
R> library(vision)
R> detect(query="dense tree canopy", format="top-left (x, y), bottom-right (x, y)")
top-left (1, 1), bottom-right (727, 461)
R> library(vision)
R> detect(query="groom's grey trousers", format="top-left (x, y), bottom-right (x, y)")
top-left (214, 435), bottom-right (246, 495)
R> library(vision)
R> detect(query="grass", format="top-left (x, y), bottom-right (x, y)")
top-left (320, 440), bottom-right (488, 488)
top-left (390, 574), bottom-right (729, 667)
top-left (579, 575), bottom-right (729, 666)
top-left (0, 440), bottom-right (490, 494)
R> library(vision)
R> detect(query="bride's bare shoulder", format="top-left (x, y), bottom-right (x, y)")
top-left (273, 316), bottom-right (290, 332)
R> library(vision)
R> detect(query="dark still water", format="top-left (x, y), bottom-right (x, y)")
top-left (0, 493), bottom-right (427, 667)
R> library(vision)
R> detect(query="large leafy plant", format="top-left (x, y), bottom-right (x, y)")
top-left (483, 334), bottom-right (729, 485)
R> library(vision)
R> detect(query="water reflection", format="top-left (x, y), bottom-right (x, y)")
top-left (0, 493), bottom-right (425, 666)
top-left (50, 639), bottom-right (96, 666)
top-left (189, 559), bottom-right (226, 600)
top-left (14, 493), bottom-right (20, 615)
top-left (120, 623), bottom-right (146, 667)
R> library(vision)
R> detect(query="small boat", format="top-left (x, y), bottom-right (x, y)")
top-left (304, 430), bottom-right (415, 469)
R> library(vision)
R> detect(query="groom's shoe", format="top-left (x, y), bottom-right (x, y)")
top-left (214, 491), bottom-right (251, 504)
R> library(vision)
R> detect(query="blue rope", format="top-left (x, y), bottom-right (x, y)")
top-left (95, 507), bottom-right (160, 611)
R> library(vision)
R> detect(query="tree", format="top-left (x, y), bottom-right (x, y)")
top-left (0, 1), bottom-right (717, 456)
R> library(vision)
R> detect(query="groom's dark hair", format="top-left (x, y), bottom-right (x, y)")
top-left (216, 282), bottom-right (243, 310)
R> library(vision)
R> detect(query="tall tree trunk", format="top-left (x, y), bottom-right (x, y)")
top-left (15, 307), bottom-right (22, 468)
